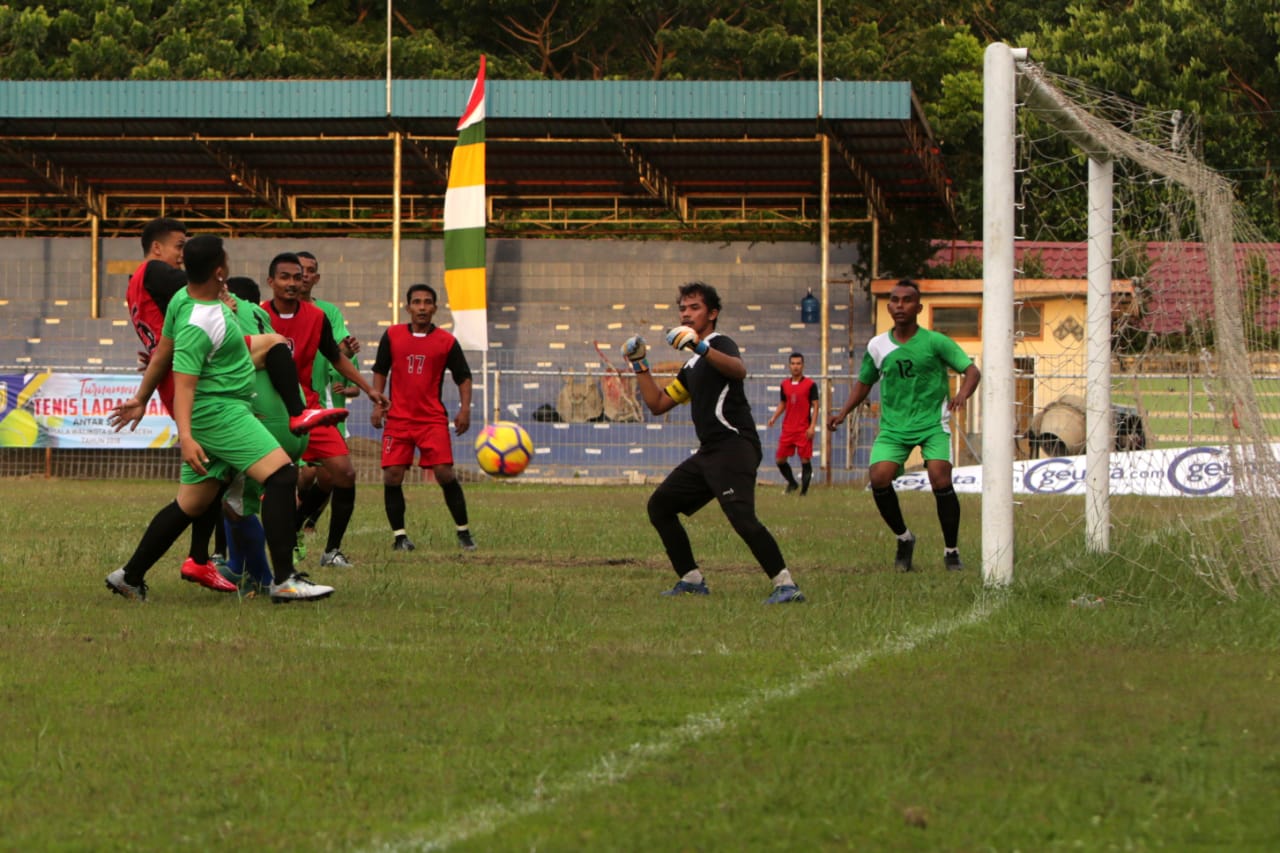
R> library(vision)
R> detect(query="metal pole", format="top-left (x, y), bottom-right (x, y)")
top-left (385, 0), bottom-right (393, 116)
top-left (820, 135), bottom-right (831, 484)
top-left (817, 0), bottom-right (824, 117)
top-left (392, 131), bottom-right (402, 326)
top-left (818, 0), bottom-right (831, 482)
top-left (90, 212), bottom-right (100, 319)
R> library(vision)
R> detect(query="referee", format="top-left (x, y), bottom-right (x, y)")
top-left (623, 281), bottom-right (805, 604)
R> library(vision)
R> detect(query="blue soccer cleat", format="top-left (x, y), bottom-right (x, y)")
top-left (661, 579), bottom-right (710, 596)
top-left (765, 584), bottom-right (806, 604)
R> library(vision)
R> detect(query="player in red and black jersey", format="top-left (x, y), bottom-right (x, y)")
top-left (262, 253), bottom-right (388, 569)
top-left (766, 352), bottom-right (820, 495)
top-left (370, 284), bottom-right (477, 552)
top-left (623, 281), bottom-right (805, 604)
top-left (127, 218), bottom-right (189, 416)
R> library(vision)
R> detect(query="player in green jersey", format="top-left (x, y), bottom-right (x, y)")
top-left (828, 279), bottom-right (981, 572)
top-left (105, 236), bottom-right (335, 603)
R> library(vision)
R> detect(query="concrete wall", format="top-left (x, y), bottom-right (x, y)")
top-left (0, 237), bottom-right (870, 374)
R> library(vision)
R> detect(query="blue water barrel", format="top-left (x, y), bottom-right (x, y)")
top-left (800, 289), bottom-right (820, 324)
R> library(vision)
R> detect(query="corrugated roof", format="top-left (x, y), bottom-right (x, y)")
top-left (0, 79), bottom-right (949, 239)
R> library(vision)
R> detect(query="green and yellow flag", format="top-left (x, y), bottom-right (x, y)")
top-left (444, 55), bottom-right (488, 351)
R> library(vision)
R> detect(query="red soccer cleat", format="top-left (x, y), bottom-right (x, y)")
top-left (289, 407), bottom-right (349, 435)
top-left (181, 557), bottom-right (238, 593)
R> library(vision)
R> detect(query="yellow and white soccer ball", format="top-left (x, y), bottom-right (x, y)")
top-left (474, 421), bottom-right (534, 478)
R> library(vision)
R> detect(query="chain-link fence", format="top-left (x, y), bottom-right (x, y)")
top-left (1, 367), bottom-right (887, 485)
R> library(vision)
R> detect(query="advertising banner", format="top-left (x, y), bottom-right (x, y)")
top-left (890, 444), bottom-right (1274, 498)
top-left (0, 373), bottom-right (177, 448)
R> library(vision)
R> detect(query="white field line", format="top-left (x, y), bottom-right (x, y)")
top-left (364, 591), bottom-right (1008, 853)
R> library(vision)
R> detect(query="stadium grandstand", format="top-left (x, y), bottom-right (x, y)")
top-left (0, 78), bottom-right (953, 482)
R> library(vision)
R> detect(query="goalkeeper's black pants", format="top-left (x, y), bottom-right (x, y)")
top-left (647, 436), bottom-right (787, 580)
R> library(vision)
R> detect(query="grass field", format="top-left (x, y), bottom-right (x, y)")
top-left (1110, 374), bottom-right (1280, 445)
top-left (3, 480), bottom-right (1279, 851)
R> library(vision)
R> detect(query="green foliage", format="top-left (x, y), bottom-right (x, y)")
top-left (1025, 0), bottom-right (1280, 239)
top-left (925, 254), bottom-right (984, 279)
top-left (0, 0), bottom-right (1276, 238)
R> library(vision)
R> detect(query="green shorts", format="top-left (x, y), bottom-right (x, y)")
top-left (261, 416), bottom-right (308, 462)
top-left (250, 372), bottom-right (309, 462)
top-left (869, 427), bottom-right (953, 472)
top-left (222, 416), bottom-right (304, 516)
top-left (180, 397), bottom-right (282, 485)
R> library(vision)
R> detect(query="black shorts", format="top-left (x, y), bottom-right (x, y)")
top-left (652, 435), bottom-right (762, 516)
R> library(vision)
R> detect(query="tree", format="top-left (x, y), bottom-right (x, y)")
top-left (1026, 0), bottom-right (1280, 237)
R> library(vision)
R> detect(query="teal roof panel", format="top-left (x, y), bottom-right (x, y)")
top-left (0, 79), bottom-right (912, 122)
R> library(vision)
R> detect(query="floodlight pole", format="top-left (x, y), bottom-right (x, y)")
top-left (388, 0), bottom-right (402, 327)
top-left (818, 0), bottom-right (833, 482)
top-left (392, 131), bottom-right (403, 327)
top-left (385, 0), bottom-right (393, 115)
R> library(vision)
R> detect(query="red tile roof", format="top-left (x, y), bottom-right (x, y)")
top-left (928, 241), bottom-right (1280, 334)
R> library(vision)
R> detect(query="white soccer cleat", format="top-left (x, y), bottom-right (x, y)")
top-left (105, 567), bottom-right (147, 602)
top-left (269, 572), bottom-right (334, 604)
top-left (319, 549), bottom-right (354, 568)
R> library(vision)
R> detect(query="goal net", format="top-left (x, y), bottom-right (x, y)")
top-left (982, 45), bottom-right (1280, 596)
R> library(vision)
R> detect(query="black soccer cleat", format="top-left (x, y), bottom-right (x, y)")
top-left (894, 533), bottom-right (916, 572)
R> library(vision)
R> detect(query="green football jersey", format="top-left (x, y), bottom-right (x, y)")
top-left (858, 326), bottom-right (973, 436)
top-left (163, 289), bottom-right (255, 406)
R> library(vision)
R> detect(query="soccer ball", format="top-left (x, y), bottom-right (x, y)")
top-left (474, 421), bottom-right (534, 478)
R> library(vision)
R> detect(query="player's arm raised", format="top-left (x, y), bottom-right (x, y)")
top-left (666, 325), bottom-right (745, 381)
top-left (624, 335), bottom-right (678, 416)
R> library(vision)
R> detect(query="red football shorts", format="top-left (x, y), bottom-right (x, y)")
top-left (301, 422), bottom-right (349, 462)
top-left (380, 421), bottom-right (454, 468)
top-left (776, 430), bottom-right (814, 462)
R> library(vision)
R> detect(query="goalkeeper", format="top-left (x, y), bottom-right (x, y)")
top-left (623, 281), bottom-right (804, 605)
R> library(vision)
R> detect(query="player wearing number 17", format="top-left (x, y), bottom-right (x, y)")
top-left (370, 284), bottom-right (478, 553)
top-left (623, 281), bottom-right (805, 604)
top-left (827, 279), bottom-right (981, 572)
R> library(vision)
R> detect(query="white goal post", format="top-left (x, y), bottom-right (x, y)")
top-left (982, 42), bottom-right (1280, 592)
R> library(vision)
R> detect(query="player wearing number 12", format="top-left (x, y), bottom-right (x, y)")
top-left (624, 281), bottom-right (805, 605)
top-left (371, 284), bottom-right (477, 553)
top-left (828, 279), bottom-right (981, 572)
